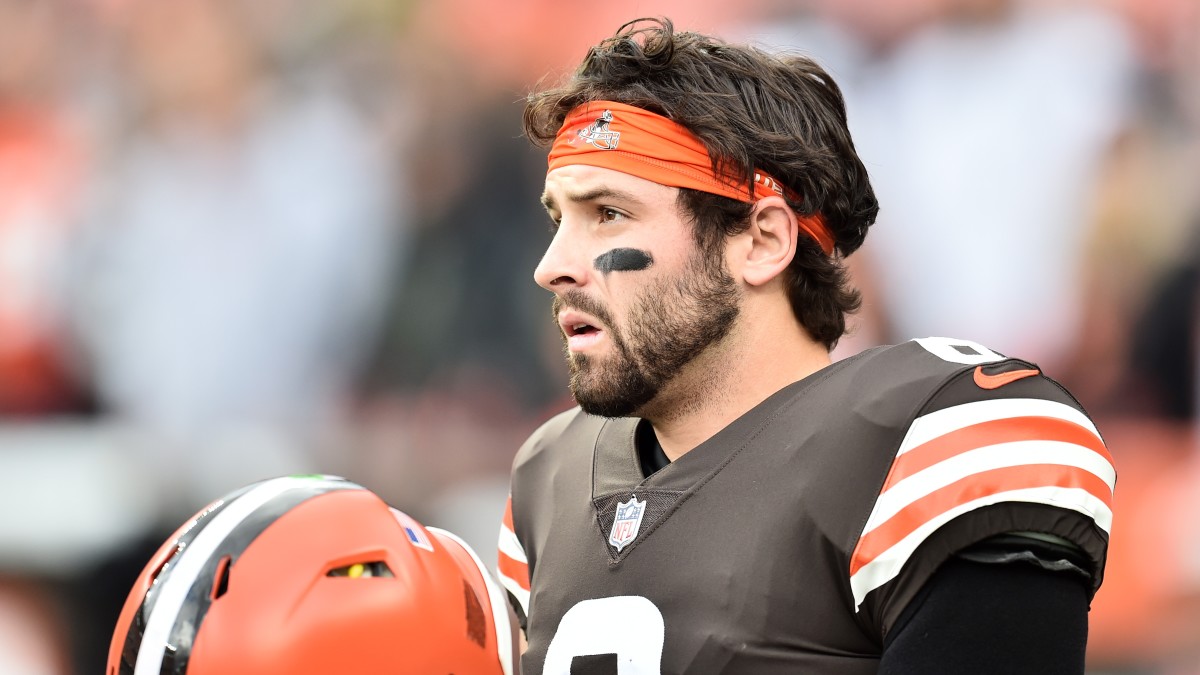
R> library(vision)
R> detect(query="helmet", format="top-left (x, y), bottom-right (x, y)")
top-left (108, 475), bottom-right (515, 675)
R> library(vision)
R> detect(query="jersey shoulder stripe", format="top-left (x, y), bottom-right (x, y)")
top-left (849, 396), bottom-right (1115, 610)
top-left (497, 495), bottom-right (530, 617)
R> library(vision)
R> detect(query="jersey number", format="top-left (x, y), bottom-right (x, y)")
top-left (543, 596), bottom-right (664, 675)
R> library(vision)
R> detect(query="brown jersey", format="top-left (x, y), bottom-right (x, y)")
top-left (497, 338), bottom-right (1114, 674)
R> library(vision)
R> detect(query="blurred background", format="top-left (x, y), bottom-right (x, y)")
top-left (0, 0), bottom-right (1196, 672)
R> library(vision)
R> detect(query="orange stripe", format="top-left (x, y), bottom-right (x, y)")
top-left (498, 495), bottom-right (529, 590)
top-left (497, 550), bottom-right (530, 591)
top-left (885, 416), bottom-right (1112, 489)
top-left (850, 463), bottom-right (1112, 576)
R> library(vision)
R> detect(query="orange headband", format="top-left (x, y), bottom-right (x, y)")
top-left (548, 100), bottom-right (835, 255)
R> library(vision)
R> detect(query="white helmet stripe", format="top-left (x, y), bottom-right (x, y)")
top-left (133, 476), bottom-right (354, 675)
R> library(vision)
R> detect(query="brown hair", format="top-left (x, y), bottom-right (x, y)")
top-left (524, 18), bottom-right (879, 349)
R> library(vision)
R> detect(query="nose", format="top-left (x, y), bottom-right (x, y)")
top-left (534, 226), bottom-right (589, 292)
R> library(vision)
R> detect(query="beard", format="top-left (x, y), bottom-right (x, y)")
top-left (553, 247), bottom-right (740, 418)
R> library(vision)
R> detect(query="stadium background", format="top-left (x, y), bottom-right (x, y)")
top-left (0, 0), bottom-right (1196, 672)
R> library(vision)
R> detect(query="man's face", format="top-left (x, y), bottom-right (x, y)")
top-left (536, 165), bottom-right (740, 418)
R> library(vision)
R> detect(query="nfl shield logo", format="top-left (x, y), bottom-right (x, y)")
top-left (608, 495), bottom-right (646, 552)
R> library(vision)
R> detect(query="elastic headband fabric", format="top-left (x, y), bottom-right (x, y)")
top-left (548, 100), bottom-right (835, 255)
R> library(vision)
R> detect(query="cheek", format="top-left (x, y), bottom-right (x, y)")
top-left (609, 269), bottom-right (672, 324)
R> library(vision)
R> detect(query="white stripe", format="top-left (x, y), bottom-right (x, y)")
top-left (862, 440), bottom-right (1116, 534)
top-left (898, 398), bottom-right (1102, 457)
top-left (429, 527), bottom-right (515, 675)
top-left (498, 524), bottom-right (527, 564)
top-left (851, 486), bottom-right (1113, 609)
top-left (498, 571), bottom-right (531, 618)
top-left (134, 477), bottom-right (348, 675)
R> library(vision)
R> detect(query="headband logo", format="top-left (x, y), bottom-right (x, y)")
top-left (577, 110), bottom-right (621, 150)
top-left (754, 172), bottom-right (785, 197)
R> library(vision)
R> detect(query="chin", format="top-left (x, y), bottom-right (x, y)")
top-left (572, 379), bottom-right (658, 419)
top-left (573, 390), bottom-right (640, 419)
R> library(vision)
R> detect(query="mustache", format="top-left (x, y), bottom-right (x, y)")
top-left (552, 290), bottom-right (616, 329)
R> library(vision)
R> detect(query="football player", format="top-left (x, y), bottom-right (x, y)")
top-left (498, 17), bottom-right (1114, 674)
top-left (110, 475), bottom-right (515, 675)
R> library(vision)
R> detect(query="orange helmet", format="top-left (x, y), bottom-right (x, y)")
top-left (108, 475), bottom-right (515, 675)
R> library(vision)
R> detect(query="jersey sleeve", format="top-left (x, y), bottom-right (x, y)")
top-left (496, 406), bottom-right (585, 631)
top-left (851, 353), bottom-right (1115, 635)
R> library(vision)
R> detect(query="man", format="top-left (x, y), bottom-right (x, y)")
top-left (497, 17), bottom-right (1114, 674)
top-left (110, 476), bottom-right (516, 674)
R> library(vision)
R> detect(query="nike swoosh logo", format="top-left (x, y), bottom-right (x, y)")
top-left (973, 366), bottom-right (1040, 390)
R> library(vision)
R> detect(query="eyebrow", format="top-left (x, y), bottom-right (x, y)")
top-left (540, 186), bottom-right (644, 214)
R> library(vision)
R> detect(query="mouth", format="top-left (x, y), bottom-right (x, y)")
top-left (559, 311), bottom-right (606, 352)
top-left (567, 322), bottom-right (600, 337)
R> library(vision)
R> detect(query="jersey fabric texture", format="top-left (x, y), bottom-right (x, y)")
top-left (497, 338), bottom-right (1114, 674)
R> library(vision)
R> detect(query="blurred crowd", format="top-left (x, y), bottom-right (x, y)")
top-left (0, 0), bottom-right (1196, 673)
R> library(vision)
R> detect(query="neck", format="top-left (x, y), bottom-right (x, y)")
top-left (642, 300), bottom-right (831, 461)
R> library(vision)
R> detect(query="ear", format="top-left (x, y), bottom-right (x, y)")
top-left (735, 196), bottom-right (798, 287)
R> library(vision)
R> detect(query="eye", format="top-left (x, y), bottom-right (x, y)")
top-left (599, 207), bottom-right (625, 223)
